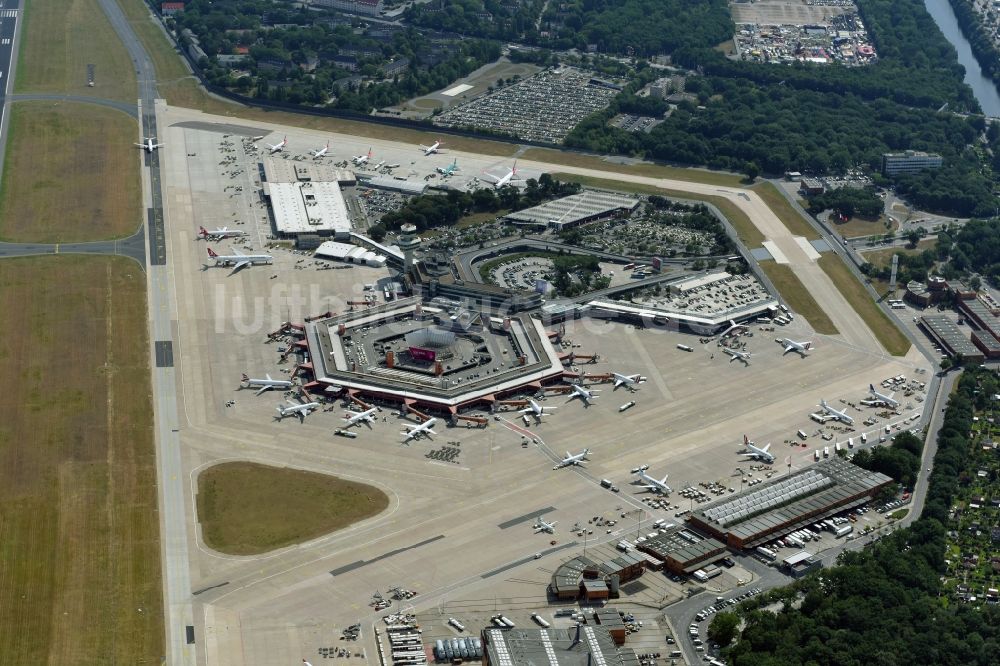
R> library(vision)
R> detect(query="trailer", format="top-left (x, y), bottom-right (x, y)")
top-left (531, 613), bottom-right (551, 628)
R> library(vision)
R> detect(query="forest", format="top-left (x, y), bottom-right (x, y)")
top-left (566, 0), bottom-right (999, 216)
top-left (172, 0), bottom-right (500, 109)
top-left (719, 370), bottom-right (1000, 666)
top-left (805, 187), bottom-right (884, 219)
top-left (405, 0), bottom-right (733, 56)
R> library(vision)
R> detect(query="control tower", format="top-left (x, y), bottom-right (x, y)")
top-left (397, 223), bottom-right (421, 272)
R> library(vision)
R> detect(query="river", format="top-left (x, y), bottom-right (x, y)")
top-left (923, 0), bottom-right (1000, 116)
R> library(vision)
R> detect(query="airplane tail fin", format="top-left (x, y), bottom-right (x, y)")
top-left (199, 226), bottom-right (208, 237)
top-left (744, 435), bottom-right (749, 446)
top-left (869, 383), bottom-right (876, 392)
top-left (804, 342), bottom-right (812, 350)
top-left (207, 247), bottom-right (218, 258)
top-left (512, 160), bottom-right (518, 174)
top-left (242, 373), bottom-right (249, 381)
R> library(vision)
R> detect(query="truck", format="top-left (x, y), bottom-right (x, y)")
top-left (334, 429), bottom-right (358, 439)
top-left (834, 524), bottom-right (853, 538)
top-left (823, 446), bottom-right (830, 458)
top-left (798, 429), bottom-right (809, 440)
top-left (531, 613), bottom-right (551, 628)
top-left (814, 450), bottom-right (821, 461)
top-left (600, 479), bottom-right (614, 489)
top-left (755, 546), bottom-right (777, 561)
top-left (677, 344), bottom-right (693, 352)
top-left (618, 401), bottom-right (636, 412)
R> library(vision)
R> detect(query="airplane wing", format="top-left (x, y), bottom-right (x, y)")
top-left (234, 260), bottom-right (250, 270)
top-left (256, 385), bottom-right (269, 396)
top-left (481, 172), bottom-right (500, 183)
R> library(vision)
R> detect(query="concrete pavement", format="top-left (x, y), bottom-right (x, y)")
top-left (0, 226), bottom-right (147, 265)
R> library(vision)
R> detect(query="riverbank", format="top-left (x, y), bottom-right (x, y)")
top-left (938, 0), bottom-right (1000, 114)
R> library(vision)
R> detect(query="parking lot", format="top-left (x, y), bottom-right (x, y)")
top-left (434, 67), bottom-right (619, 144)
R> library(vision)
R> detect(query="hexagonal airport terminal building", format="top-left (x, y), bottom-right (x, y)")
top-left (301, 297), bottom-right (567, 418)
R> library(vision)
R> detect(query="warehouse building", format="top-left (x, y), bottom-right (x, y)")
top-left (637, 526), bottom-right (727, 575)
top-left (482, 626), bottom-right (638, 666)
top-left (919, 315), bottom-right (983, 362)
top-left (686, 458), bottom-right (892, 549)
top-left (549, 552), bottom-right (645, 601)
top-left (261, 157), bottom-right (356, 240)
top-left (781, 551), bottom-right (821, 578)
top-left (503, 190), bottom-right (641, 230)
top-left (958, 298), bottom-right (1000, 342)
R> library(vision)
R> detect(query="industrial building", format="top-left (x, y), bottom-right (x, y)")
top-left (360, 174), bottom-right (428, 196)
top-left (636, 526), bottom-right (727, 575)
top-left (482, 626), bottom-right (638, 666)
top-left (314, 240), bottom-right (387, 268)
top-left (549, 552), bottom-right (645, 601)
top-left (686, 457), bottom-right (892, 549)
top-left (919, 315), bottom-right (984, 362)
top-left (781, 551), bottom-right (821, 578)
top-left (881, 150), bottom-right (943, 177)
top-left (503, 191), bottom-right (641, 230)
top-left (261, 157), bottom-right (356, 240)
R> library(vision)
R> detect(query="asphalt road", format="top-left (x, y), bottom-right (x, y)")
top-left (8, 92), bottom-right (137, 117)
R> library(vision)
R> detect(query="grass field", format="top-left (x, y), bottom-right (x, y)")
top-left (0, 256), bottom-right (162, 662)
top-left (117, 0), bottom-right (189, 83)
top-left (861, 239), bottom-right (936, 270)
top-left (758, 261), bottom-right (839, 335)
top-left (818, 254), bottom-right (911, 356)
top-left (830, 215), bottom-right (894, 238)
top-left (550, 173), bottom-right (766, 247)
top-left (15, 0), bottom-right (136, 102)
top-left (196, 462), bottom-right (390, 555)
top-left (0, 102), bottom-right (141, 242)
top-left (752, 182), bottom-right (821, 240)
top-left (526, 149), bottom-right (743, 188)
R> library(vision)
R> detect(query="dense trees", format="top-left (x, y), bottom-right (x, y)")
top-left (936, 219), bottom-right (1000, 284)
top-left (379, 175), bottom-right (580, 232)
top-left (806, 187), bottom-right (884, 219)
top-left (723, 371), bottom-right (1000, 666)
top-left (851, 431), bottom-right (924, 489)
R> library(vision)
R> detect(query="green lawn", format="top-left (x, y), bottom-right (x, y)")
top-left (15, 0), bottom-right (137, 102)
top-left (197, 462), bottom-right (391, 555)
top-left (758, 261), bottom-right (839, 335)
top-left (818, 254), bottom-right (911, 356)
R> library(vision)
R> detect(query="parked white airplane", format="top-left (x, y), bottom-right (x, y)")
top-left (420, 139), bottom-right (445, 155)
top-left (567, 383), bottom-right (600, 406)
top-left (820, 399), bottom-right (854, 425)
top-left (437, 159), bottom-right (460, 176)
top-left (401, 417), bottom-right (438, 443)
top-left (742, 435), bottom-right (775, 463)
top-left (724, 347), bottom-right (752, 364)
top-left (482, 161), bottom-right (520, 188)
top-left (869, 383), bottom-right (900, 409)
top-left (206, 247), bottom-right (273, 270)
top-left (199, 225), bottom-right (246, 241)
top-left (275, 399), bottom-right (320, 421)
top-left (612, 372), bottom-right (646, 391)
top-left (310, 140), bottom-right (330, 158)
top-left (353, 147), bottom-right (373, 166)
top-left (265, 136), bottom-right (287, 154)
top-left (241, 372), bottom-right (293, 396)
top-left (343, 407), bottom-right (378, 427)
top-left (779, 338), bottom-right (813, 356)
top-left (134, 136), bottom-right (163, 152)
top-left (553, 448), bottom-right (590, 470)
top-left (520, 398), bottom-right (555, 419)
top-left (533, 516), bottom-right (558, 534)
top-left (634, 468), bottom-right (671, 494)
